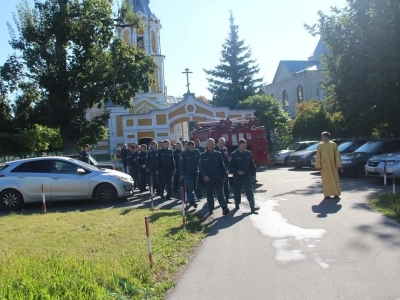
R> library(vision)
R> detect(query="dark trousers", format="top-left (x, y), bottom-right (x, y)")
top-left (139, 168), bottom-right (147, 192)
top-left (196, 173), bottom-right (205, 196)
top-left (159, 171), bottom-right (173, 198)
top-left (130, 168), bottom-right (139, 189)
top-left (122, 159), bottom-right (128, 173)
top-left (233, 175), bottom-right (255, 208)
top-left (205, 181), bottom-right (227, 212)
top-left (184, 173), bottom-right (198, 204)
top-left (223, 175), bottom-right (231, 200)
top-left (173, 170), bottom-right (180, 192)
top-left (149, 174), bottom-right (159, 194)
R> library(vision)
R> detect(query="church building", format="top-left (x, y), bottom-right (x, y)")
top-left (88, 0), bottom-right (255, 154)
top-left (264, 39), bottom-right (328, 117)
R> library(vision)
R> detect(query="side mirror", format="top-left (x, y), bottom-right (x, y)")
top-left (77, 168), bottom-right (86, 174)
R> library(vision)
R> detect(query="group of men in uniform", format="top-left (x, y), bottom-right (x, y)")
top-left (124, 137), bottom-right (260, 215)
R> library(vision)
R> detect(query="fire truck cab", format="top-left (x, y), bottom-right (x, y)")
top-left (191, 117), bottom-right (269, 167)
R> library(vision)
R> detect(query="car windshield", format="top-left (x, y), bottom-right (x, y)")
top-left (337, 141), bottom-right (353, 152)
top-left (305, 143), bottom-right (319, 151)
top-left (287, 143), bottom-right (300, 150)
top-left (68, 158), bottom-right (100, 171)
top-left (89, 155), bottom-right (100, 165)
top-left (355, 141), bottom-right (383, 153)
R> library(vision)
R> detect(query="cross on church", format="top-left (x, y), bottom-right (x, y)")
top-left (182, 68), bottom-right (193, 93)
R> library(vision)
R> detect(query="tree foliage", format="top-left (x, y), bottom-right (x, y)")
top-left (1, 0), bottom-right (156, 152)
top-left (204, 12), bottom-right (263, 109)
top-left (306, 0), bottom-right (400, 138)
top-left (237, 95), bottom-right (290, 134)
top-left (292, 101), bottom-right (332, 140)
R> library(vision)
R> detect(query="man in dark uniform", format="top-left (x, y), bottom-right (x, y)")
top-left (194, 139), bottom-right (205, 199)
top-left (79, 144), bottom-right (91, 164)
top-left (179, 141), bottom-right (200, 209)
top-left (156, 139), bottom-right (176, 200)
top-left (173, 142), bottom-right (183, 193)
top-left (199, 138), bottom-right (230, 215)
top-left (229, 139), bottom-right (260, 214)
top-left (146, 141), bottom-right (159, 196)
top-left (127, 144), bottom-right (136, 181)
top-left (120, 144), bottom-right (129, 173)
top-left (131, 145), bottom-right (140, 190)
top-left (136, 144), bottom-right (148, 193)
top-left (215, 137), bottom-right (231, 204)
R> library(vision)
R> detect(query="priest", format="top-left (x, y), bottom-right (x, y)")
top-left (315, 131), bottom-right (342, 199)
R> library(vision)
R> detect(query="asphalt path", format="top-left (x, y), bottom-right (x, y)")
top-left (167, 167), bottom-right (400, 300)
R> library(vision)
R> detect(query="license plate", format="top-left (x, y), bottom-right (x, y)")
top-left (290, 160), bottom-right (296, 163)
top-left (365, 167), bottom-right (376, 172)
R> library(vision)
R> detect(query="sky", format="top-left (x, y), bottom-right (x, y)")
top-left (0, 0), bottom-right (348, 100)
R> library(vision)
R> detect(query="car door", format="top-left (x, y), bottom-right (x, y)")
top-left (48, 160), bottom-right (91, 200)
top-left (10, 160), bottom-right (51, 201)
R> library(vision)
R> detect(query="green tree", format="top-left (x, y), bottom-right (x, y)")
top-left (204, 12), bottom-right (263, 109)
top-left (1, 0), bottom-right (156, 153)
top-left (236, 95), bottom-right (290, 134)
top-left (292, 101), bottom-right (333, 140)
top-left (306, 0), bottom-right (400, 138)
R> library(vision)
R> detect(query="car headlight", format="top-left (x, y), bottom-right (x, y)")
top-left (300, 154), bottom-right (312, 159)
top-left (386, 160), bottom-right (400, 165)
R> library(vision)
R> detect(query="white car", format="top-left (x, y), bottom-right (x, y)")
top-left (0, 156), bottom-right (134, 210)
top-left (365, 152), bottom-right (400, 179)
top-left (274, 141), bottom-right (318, 165)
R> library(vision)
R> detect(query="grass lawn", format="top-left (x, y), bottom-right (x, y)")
top-left (0, 207), bottom-right (207, 299)
top-left (369, 193), bottom-right (400, 223)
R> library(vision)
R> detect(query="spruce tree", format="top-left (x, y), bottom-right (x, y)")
top-left (204, 12), bottom-right (263, 109)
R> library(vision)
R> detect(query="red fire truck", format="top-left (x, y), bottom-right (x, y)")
top-left (191, 117), bottom-right (269, 167)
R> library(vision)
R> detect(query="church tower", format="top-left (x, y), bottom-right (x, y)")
top-left (118, 0), bottom-right (166, 108)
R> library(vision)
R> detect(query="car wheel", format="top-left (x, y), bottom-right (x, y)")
top-left (95, 183), bottom-right (118, 204)
top-left (0, 189), bottom-right (23, 210)
top-left (284, 157), bottom-right (289, 166)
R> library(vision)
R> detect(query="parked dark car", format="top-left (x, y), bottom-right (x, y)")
top-left (274, 141), bottom-right (318, 165)
top-left (311, 140), bottom-right (368, 167)
top-left (341, 139), bottom-right (400, 175)
top-left (64, 154), bottom-right (115, 170)
top-left (288, 143), bottom-right (320, 168)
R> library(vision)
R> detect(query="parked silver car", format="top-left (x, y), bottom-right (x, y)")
top-left (274, 141), bottom-right (318, 165)
top-left (0, 156), bottom-right (134, 210)
top-left (365, 152), bottom-right (400, 179)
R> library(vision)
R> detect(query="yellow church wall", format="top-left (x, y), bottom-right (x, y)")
top-left (138, 131), bottom-right (155, 139)
top-left (157, 132), bottom-right (168, 137)
top-left (216, 112), bottom-right (226, 118)
top-left (170, 127), bottom-right (174, 134)
top-left (195, 106), bottom-right (213, 117)
top-left (116, 117), bottom-right (123, 137)
top-left (151, 31), bottom-right (157, 52)
top-left (126, 119), bottom-right (134, 127)
top-left (229, 115), bottom-right (242, 119)
top-left (127, 134), bottom-right (136, 139)
top-left (169, 106), bottom-right (185, 119)
top-left (129, 108), bottom-right (135, 114)
top-left (138, 119), bottom-right (153, 126)
top-left (193, 116), bottom-right (205, 122)
top-left (170, 117), bottom-right (190, 128)
top-left (156, 114), bottom-right (167, 125)
top-left (123, 30), bottom-right (130, 44)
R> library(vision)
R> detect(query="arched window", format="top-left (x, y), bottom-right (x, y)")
top-left (136, 29), bottom-right (144, 50)
top-left (282, 90), bottom-right (289, 108)
top-left (151, 30), bottom-right (157, 53)
top-left (317, 82), bottom-right (325, 99)
top-left (297, 85), bottom-right (304, 103)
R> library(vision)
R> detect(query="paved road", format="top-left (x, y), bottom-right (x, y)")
top-left (167, 167), bottom-right (400, 300)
